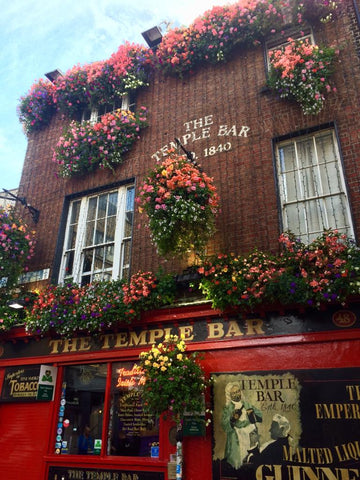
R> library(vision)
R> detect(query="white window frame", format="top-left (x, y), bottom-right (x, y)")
top-left (81, 94), bottom-right (134, 125)
top-left (58, 185), bottom-right (134, 285)
top-left (275, 128), bottom-right (354, 243)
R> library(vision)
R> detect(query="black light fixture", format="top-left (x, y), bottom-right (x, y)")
top-left (0, 189), bottom-right (40, 223)
top-left (45, 69), bottom-right (63, 83)
top-left (141, 26), bottom-right (163, 48)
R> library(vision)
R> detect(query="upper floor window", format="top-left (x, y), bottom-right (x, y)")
top-left (81, 94), bottom-right (135, 125)
top-left (59, 185), bottom-right (135, 285)
top-left (275, 128), bottom-right (354, 243)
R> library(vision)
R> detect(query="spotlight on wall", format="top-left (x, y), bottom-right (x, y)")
top-left (45, 69), bottom-right (63, 83)
top-left (141, 26), bottom-right (163, 48)
top-left (7, 299), bottom-right (26, 310)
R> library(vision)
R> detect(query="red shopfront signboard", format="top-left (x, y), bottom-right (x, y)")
top-left (48, 466), bottom-right (164, 480)
top-left (212, 367), bottom-right (360, 480)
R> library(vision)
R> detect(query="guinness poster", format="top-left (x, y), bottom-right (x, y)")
top-left (212, 368), bottom-right (360, 479)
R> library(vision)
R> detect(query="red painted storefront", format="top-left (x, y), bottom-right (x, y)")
top-left (1, 302), bottom-right (360, 480)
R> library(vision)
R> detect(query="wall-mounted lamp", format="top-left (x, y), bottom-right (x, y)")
top-left (0, 189), bottom-right (40, 223)
top-left (45, 69), bottom-right (63, 83)
top-left (7, 299), bottom-right (27, 310)
top-left (141, 26), bottom-right (163, 48)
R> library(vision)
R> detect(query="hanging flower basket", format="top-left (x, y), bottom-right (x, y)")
top-left (139, 334), bottom-right (207, 423)
top-left (136, 152), bottom-right (220, 257)
top-left (267, 38), bottom-right (339, 115)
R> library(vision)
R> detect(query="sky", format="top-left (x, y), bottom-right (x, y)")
top-left (0, 0), bottom-right (231, 192)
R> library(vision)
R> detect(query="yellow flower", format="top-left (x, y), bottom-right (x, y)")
top-left (177, 353), bottom-right (183, 361)
top-left (153, 362), bottom-right (160, 369)
top-left (145, 360), bottom-right (150, 365)
top-left (160, 366), bottom-right (167, 372)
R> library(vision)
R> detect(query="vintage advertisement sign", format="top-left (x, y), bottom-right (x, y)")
top-left (1, 364), bottom-right (57, 402)
top-left (212, 368), bottom-right (360, 480)
top-left (0, 365), bottom-right (40, 401)
top-left (48, 466), bottom-right (164, 480)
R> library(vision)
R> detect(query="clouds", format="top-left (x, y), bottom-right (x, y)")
top-left (0, 0), bottom-right (230, 190)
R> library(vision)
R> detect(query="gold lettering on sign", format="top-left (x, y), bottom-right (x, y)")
top-left (151, 114), bottom-right (250, 161)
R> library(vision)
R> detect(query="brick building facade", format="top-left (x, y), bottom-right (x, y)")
top-left (1, 1), bottom-right (360, 479)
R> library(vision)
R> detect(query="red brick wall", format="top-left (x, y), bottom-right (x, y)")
top-left (18, 0), bottom-right (360, 281)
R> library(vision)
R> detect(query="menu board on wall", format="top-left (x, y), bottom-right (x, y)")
top-left (212, 368), bottom-right (360, 480)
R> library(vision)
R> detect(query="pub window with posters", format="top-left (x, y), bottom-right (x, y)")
top-left (58, 185), bottom-right (135, 285)
top-left (57, 362), bottom-right (159, 457)
top-left (275, 128), bottom-right (354, 243)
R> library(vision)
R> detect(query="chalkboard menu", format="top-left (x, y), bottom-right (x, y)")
top-left (108, 363), bottom-right (159, 457)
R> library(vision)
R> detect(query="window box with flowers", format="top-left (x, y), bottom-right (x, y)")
top-left (198, 230), bottom-right (360, 312)
top-left (23, 270), bottom-right (176, 337)
top-left (267, 37), bottom-right (339, 115)
top-left (53, 107), bottom-right (148, 177)
top-left (136, 152), bottom-right (220, 258)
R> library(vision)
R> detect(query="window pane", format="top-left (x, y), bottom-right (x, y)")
top-left (106, 216), bottom-right (116, 242)
top-left (108, 362), bottom-right (159, 457)
top-left (58, 364), bottom-right (107, 455)
top-left (67, 224), bottom-right (78, 250)
top-left (87, 197), bottom-right (97, 221)
top-left (296, 138), bottom-right (315, 167)
top-left (104, 245), bottom-right (114, 269)
top-left (278, 144), bottom-right (296, 173)
top-left (94, 247), bottom-right (104, 271)
top-left (82, 250), bottom-right (93, 273)
top-left (108, 192), bottom-right (118, 217)
top-left (124, 212), bottom-right (133, 238)
top-left (64, 251), bottom-right (75, 277)
top-left (95, 219), bottom-right (105, 244)
top-left (98, 194), bottom-right (108, 219)
top-left (85, 221), bottom-right (95, 246)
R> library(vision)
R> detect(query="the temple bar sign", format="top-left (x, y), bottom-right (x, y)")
top-left (48, 466), bottom-right (164, 480)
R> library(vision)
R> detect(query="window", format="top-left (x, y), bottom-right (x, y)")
top-left (57, 362), bottom-right (159, 457)
top-left (59, 185), bottom-right (135, 285)
top-left (81, 94), bottom-right (135, 124)
top-left (275, 128), bottom-right (354, 243)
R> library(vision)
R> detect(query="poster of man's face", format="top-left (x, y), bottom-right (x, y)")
top-left (211, 369), bottom-right (360, 480)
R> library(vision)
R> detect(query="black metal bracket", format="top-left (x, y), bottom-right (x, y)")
top-left (0, 189), bottom-right (40, 223)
